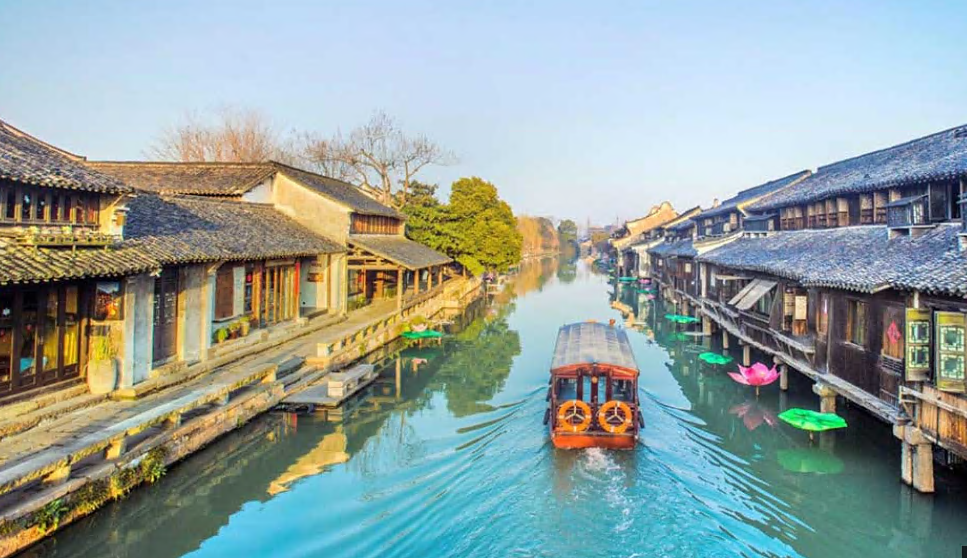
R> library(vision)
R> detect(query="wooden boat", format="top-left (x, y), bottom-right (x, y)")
top-left (545, 321), bottom-right (642, 449)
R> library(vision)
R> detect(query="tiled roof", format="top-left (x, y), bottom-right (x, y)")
top-left (88, 162), bottom-right (274, 196)
top-left (648, 238), bottom-right (697, 258)
top-left (697, 224), bottom-right (967, 296)
top-left (0, 119), bottom-right (130, 194)
top-left (0, 238), bottom-right (157, 285)
top-left (699, 170), bottom-right (811, 219)
top-left (276, 164), bottom-right (402, 218)
top-left (124, 194), bottom-right (344, 265)
top-left (90, 160), bottom-right (403, 218)
top-left (348, 234), bottom-right (451, 270)
top-left (750, 125), bottom-right (967, 212)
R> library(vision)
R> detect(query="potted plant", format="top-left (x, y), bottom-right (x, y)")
top-left (87, 334), bottom-right (119, 395)
top-left (239, 316), bottom-right (251, 337)
top-left (215, 328), bottom-right (228, 344)
top-left (228, 322), bottom-right (240, 339)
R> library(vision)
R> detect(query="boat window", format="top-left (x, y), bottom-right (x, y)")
top-left (611, 379), bottom-right (634, 402)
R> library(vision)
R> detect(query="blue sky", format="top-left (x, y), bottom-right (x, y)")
top-left (1, 0), bottom-right (965, 225)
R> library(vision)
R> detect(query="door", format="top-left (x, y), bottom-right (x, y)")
top-left (152, 268), bottom-right (179, 365)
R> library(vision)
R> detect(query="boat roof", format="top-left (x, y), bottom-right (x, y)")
top-left (551, 322), bottom-right (639, 374)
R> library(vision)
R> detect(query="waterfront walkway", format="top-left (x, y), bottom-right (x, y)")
top-left (0, 300), bottom-right (400, 472)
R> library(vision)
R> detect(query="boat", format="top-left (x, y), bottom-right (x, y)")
top-left (545, 321), bottom-right (643, 449)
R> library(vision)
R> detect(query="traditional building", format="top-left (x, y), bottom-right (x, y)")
top-left (653, 124), bottom-right (967, 492)
top-left (89, 161), bottom-right (453, 313)
top-left (0, 119), bottom-right (156, 399)
top-left (610, 202), bottom-right (679, 275)
top-left (122, 193), bottom-right (345, 377)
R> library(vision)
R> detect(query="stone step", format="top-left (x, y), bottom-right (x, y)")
top-left (0, 392), bottom-right (107, 440)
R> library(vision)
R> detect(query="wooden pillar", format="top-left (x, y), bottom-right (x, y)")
top-left (779, 364), bottom-right (789, 391)
top-left (396, 268), bottom-right (403, 310)
top-left (428, 267), bottom-right (434, 290)
top-left (702, 316), bottom-right (712, 336)
top-left (813, 382), bottom-right (837, 414)
top-left (414, 270), bottom-right (420, 295)
top-left (722, 330), bottom-right (730, 349)
top-left (742, 344), bottom-right (751, 366)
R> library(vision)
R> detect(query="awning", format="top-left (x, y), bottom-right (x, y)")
top-left (728, 281), bottom-right (757, 306)
top-left (734, 279), bottom-right (778, 311)
top-left (715, 274), bottom-right (750, 282)
top-left (348, 234), bottom-right (452, 270)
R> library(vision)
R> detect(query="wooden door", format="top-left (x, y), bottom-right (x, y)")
top-left (152, 268), bottom-right (179, 365)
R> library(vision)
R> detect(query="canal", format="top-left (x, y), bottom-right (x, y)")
top-left (36, 258), bottom-right (967, 558)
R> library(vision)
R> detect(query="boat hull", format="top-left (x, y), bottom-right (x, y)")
top-left (551, 431), bottom-right (637, 450)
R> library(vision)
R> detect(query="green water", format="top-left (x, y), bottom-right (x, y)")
top-left (35, 259), bottom-right (967, 558)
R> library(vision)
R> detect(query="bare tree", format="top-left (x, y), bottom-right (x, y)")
top-left (302, 111), bottom-right (455, 207)
top-left (148, 107), bottom-right (285, 162)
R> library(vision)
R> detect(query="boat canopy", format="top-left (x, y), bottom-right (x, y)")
top-left (551, 322), bottom-right (639, 377)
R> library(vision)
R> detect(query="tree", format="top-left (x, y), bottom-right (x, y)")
top-left (302, 111), bottom-right (455, 207)
top-left (517, 216), bottom-right (560, 257)
top-left (148, 107), bottom-right (287, 162)
top-left (557, 218), bottom-right (579, 257)
top-left (398, 181), bottom-right (458, 254)
top-left (446, 177), bottom-right (522, 275)
top-left (400, 177), bottom-right (522, 276)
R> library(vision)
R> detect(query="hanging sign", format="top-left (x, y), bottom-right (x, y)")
top-left (794, 296), bottom-right (808, 321)
top-left (905, 308), bottom-right (931, 380)
top-left (935, 311), bottom-right (966, 393)
top-left (306, 263), bottom-right (326, 283)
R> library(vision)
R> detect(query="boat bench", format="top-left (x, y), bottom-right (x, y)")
top-left (327, 364), bottom-right (376, 398)
top-left (0, 363), bottom-right (278, 498)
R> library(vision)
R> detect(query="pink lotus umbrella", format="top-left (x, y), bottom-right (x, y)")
top-left (729, 401), bottom-right (779, 431)
top-left (728, 363), bottom-right (779, 396)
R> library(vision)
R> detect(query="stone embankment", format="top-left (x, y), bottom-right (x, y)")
top-left (0, 276), bottom-right (481, 557)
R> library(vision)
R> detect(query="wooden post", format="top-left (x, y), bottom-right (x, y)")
top-left (742, 344), bottom-right (751, 366)
top-left (722, 330), bottom-right (730, 349)
top-left (428, 267), bottom-right (434, 291)
top-left (813, 383), bottom-right (837, 414)
top-left (900, 439), bottom-right (914, 486)
top-left (779, 364), bottom-right (789, 391)
top-left (396, 268), bottom-right (403, 310)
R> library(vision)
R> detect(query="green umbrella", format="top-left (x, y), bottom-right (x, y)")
top-left (618, 276), bottom-right (637, 282)
top-left (402, 330), bottom-right (443, 340)
top-left (698, 352), bottom-right (733, 365)
top-left (777, 448), bottom-right (845, 475)
top-left (664, 314), bottom-right (700, 324)
top-left (778, 408), bottom-right (847, 432)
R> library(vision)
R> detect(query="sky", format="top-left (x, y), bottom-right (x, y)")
top-left (1, 0), bottom-right (966, 226)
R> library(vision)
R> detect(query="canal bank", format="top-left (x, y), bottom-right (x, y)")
top-left (31, 259), bottom-right (967, 558)
top-left (0, 276), bottom-right (482, 557)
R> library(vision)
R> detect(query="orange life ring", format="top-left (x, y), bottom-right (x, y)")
top-left (597, 401), bottom-right (634, 434)
top-left (556, 400), bottom-right (592, 432)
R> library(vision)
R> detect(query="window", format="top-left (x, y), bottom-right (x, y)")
top-left (847, 299), bottom-right (867, 347)
top-left (881, 306), bottom-right (904, 360)
top-left (21, 191), bottom-right (32, 221)
top-left (755, 290), bottom-right (773, 315)
top-left (214, 266), bottom-right (236, 320)
top-left (817, 293), bottom-right (829, 336)
top-left (936, 312), bottom-right (966, 392)
top-left (929, 182), bottom-right (949, 222)
top-left (4, 189), bottom-right (13, 220)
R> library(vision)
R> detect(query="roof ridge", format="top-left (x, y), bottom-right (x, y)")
top-left (89, 160), bottom-right (273, 168)
top-left (816, 123), bottom-right (967, 172)
top-left (0, 118), bottom-right (87, 161)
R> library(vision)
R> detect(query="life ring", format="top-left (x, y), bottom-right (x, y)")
top-left (597, 401), bottom-right (634, 434)
top-left (556, 400), bottom-right (592, 432)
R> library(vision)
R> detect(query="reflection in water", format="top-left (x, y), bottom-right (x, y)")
top-left (43, 259), bottom-right (967, 558)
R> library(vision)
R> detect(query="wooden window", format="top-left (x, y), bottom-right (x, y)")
top-left (904, 308), bottom-right (931, 379)
top-left (874, 192), bottom-right (888, 223)
top-left (825, 199), bottom-right (838, 228)
top-left (21, 189), bottom-right (32, 221)
top-left (847, 299), bottom-right (867, 347)
top-left (214, 266), bottom-right (236, 320)
top-left (935, 312), bottom-right (966, 392)
top-left (929, 181), bottom-right (949, 222)
top-left (817, 293), bottom-right (829, 336)
top-left (65, 196), bottom-right (73, 223)
top-left (860, 194), bottom-right (874, 224)
top-left (3, 188), bottom-right (13, 220)
top-left (881, 305), bottom-right (904, 360)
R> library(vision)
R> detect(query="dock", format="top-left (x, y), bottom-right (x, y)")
top-left (279, 364), bottom-right (377, 412)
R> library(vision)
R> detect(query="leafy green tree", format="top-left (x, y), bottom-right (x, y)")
top-left (557, 219), bottom-right (578, 244)
top-left (445, 177), bottom-right (522, 275)
top-left (399, 177), bottom-right (522, 275)
top-left (399, 181), bottom-right (460, 254)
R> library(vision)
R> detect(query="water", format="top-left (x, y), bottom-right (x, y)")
top-left (36, 258), bottom-right (967, 558)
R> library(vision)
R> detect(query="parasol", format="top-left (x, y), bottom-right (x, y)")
top-left (699, 352), bottom-right (733, 365)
